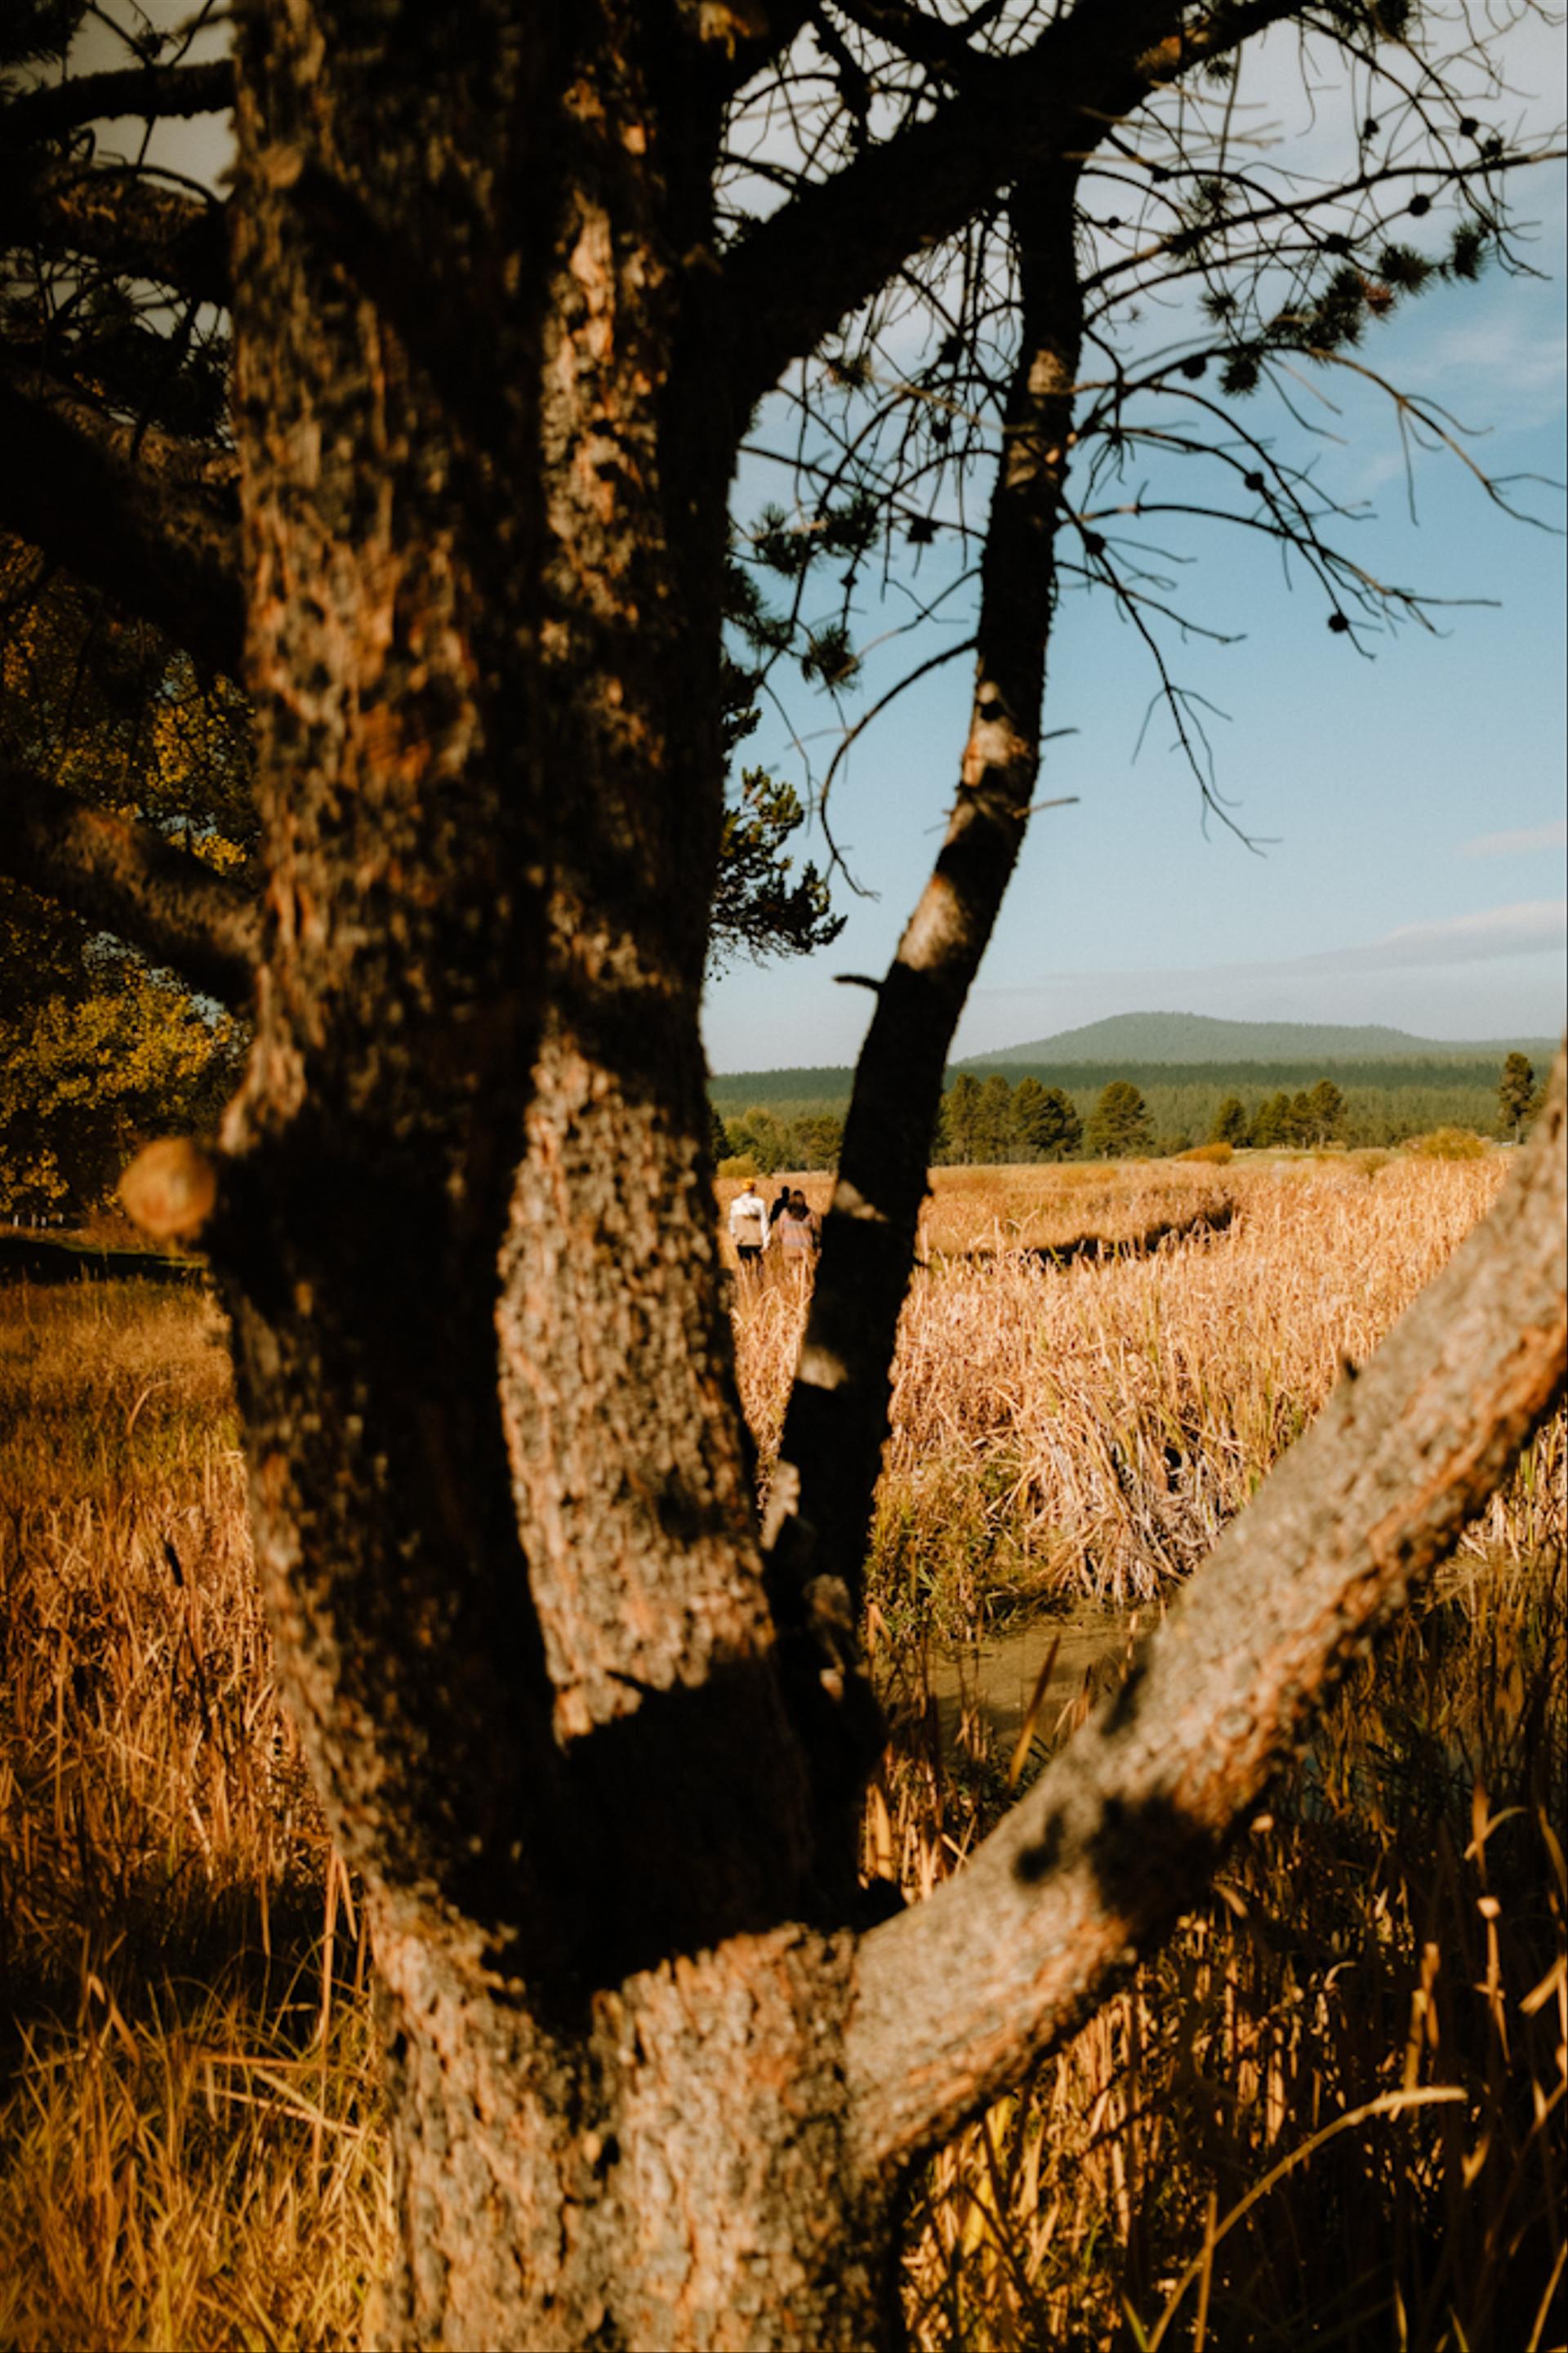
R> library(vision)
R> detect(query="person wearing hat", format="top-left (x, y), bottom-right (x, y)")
top-left (728, 1179), bottom-right (770, 1270)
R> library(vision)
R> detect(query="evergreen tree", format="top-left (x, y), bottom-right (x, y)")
top-left (1498, 1052), bottom-right (1537, 1142)
top-left (708, 1104), bottom-right (731, 1165)
top-left (942, 1073), bottom-right (982, 1164)
top-left (1210, 1094), bottom-right (1250, 1148)
top-left (1013, 1076), bottom-right (1082, 1161)
top-left (975, 1073), bottom-right (1015, 1162)
top-left (1084, 1081), bottom-right (1154, 1159)
top-left (710, 766), bottom-right (845, 974)
top-left (1250, 1093), bottom-right (1294, 1148)
top-left (1307, 1079), bottom-right (1348, 1144)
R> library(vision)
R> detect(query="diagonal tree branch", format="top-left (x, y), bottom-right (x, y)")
top-left (844, 1049), bottom-right (1567, 2173)
top-left (0, 756), bottom-right (260, 1007)
top-left (762, 171), bottom-right (1085, 1893)
top-left (0, 377), bottom-right (243, 676)
top-left (2, 58), bottom-right (235, 146)
top-left (720, 0), bottom-right (1299, 415)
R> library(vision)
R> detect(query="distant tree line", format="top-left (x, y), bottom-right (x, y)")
top-left (938, 1073), bottom-right (1084, 1162)
top-left (1211, 1079), bottom-right (1348, 1149)
top-left (715, 1106), bottom-right (845, 1174)
top-left (710, 1057), bottom-right (1547, 1172)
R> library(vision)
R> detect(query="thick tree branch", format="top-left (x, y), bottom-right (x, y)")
top-left (844, 1049), bottom-right (1567, 2174)
top-left (2, 58), bottom-right (235, 146)
top-left (0, 756), bottom-right (260, 1006)
top-left (16, 167), bottom-right (229, 305)
top-left (764, 174), bottom-right (1084, 1891)
top-left (0, 377), bottom-right (243, 675)
top-left (721, 0), bottom-right (1298, 412)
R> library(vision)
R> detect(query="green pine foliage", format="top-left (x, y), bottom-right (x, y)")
top-left (1084, 1081), bottom-right (1156, 1159)
top-left (1497, 1052), bottom-right (1541, 1142)
top-left (712, 1060), bottom-right (1530, 1164)
top-left (1011, 1077), bottom-right (1083, 1161)
top-left (1210, 1094), bottom-right (1250, 1147)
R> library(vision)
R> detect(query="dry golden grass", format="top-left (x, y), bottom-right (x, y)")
top-left (0, 1282), bottom-right (389, 2352)
top-left (1, 1154), bottom-right (1561, 2349)
top-left (728, 1156), bottom-right (1560, 1629)
top-left (886, 1554), bottom-right (1566, 2351)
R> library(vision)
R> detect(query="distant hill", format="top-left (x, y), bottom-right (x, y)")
top-left (960, 1013), bottom-right (1557, 1068)
top-left (707, 1018), bottom-right (1557, 1153)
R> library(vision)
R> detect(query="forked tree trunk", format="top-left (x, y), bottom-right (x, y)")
top-left (198, 8), bottom-right (1567, 2346)
top-left (218, 7), bottom-right (887, 2341)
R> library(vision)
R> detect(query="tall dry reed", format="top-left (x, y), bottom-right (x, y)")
top-left (887, 1553), bottom-right (1566, 2351)
top-left (728, 1156), bottom-right (1560, 1632)
top-left (1, 1151), bottom-right (1561, 2349)
top-left (0, 1281), bottom-right (387, 2352)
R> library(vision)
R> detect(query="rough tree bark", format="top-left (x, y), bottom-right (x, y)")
top-left (5, 3), bottom-right (1564, 2344)
top-left (763, 169), bottom-right (1089, 1888)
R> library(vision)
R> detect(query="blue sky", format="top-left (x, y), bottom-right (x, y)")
top-left (706, 28), bottom-right (1567, 1072)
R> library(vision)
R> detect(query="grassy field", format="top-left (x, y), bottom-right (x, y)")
top-left (0, 1284), bottom-right (385, 2351)
top-left (724, 1156), bottom-right (1561, 1631)
top-left (1, 1152), bottom-right (1561, 2348)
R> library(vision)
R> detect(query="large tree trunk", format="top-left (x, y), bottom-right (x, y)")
top-left (193, 7), bottom-right (1568, 2344)
top-left (217, 7), bottom-right (869, 2339)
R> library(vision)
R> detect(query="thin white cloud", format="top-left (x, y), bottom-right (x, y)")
top-left (1461, 820), bottom-right (1568, 858)
top-left (971, 901), bottom-right (1566, 1000)
top-left (951, 902), bottom-right (1566, 1051)
top-left (1335, 900), bottom-right (1565, 968)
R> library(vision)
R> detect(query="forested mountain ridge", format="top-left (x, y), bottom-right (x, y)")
top-left (958, 1012), bottom-right (1559, 1067)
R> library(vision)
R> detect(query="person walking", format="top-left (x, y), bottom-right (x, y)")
top-left (728, 1179), bottom-right (770, 1271)
top-left (774, 1188), bottom-right (821, 1268)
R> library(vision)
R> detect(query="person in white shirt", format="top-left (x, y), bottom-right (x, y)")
top-left (728, 1182), bottom-right (769, 1269)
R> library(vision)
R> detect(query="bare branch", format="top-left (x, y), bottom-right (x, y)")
top-left (845, 1049), bottom-right (1567, 2172)
top-left (721, 0), bottom-right (1303, 413)
top-left (0, 376), bottom-right (243, 675)
top-left (1, 58), bottom-right (234, 146)
top-left (0, 756), bottom-right (260, 1005)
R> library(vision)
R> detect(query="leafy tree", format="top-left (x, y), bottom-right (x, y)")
top-left (1210, 1094), bottom-right (1250, 1148)
top-left (724, 1106), bottom-right (791, 1174)
top-left (789, 1112), bottom-right (846, 1170)
top-left (1085, 1080), bottom-right (1156, 1158)
top-left (0, 956), bottom-right (241, 1215)
top-left (1, 6), bottom-right (1562, 2344)
top-left (1013, 1075), bottom-right (1083, 1160)
top-left (0, 536), bottom-right (256, 1211)
top-left (1499, 1051), bottom-right (1539, 1142)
